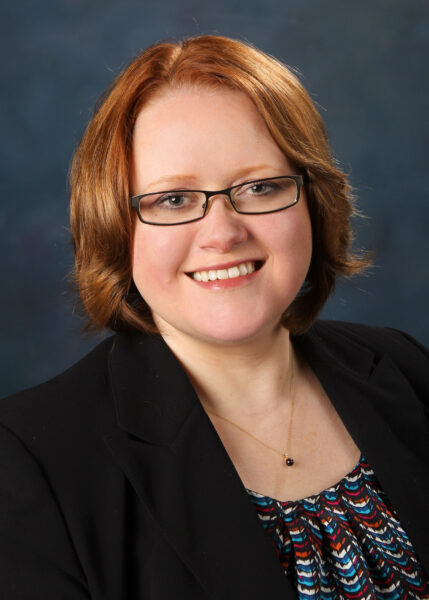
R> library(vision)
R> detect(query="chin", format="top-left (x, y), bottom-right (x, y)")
top-left (169, 313), bottom-right (281, 346)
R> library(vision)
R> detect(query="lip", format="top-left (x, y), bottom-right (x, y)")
top-left (185, 258), bottom-right (265, 275)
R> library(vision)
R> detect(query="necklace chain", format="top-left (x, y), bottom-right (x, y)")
top-left (204, 343), bottom-right (296, 465)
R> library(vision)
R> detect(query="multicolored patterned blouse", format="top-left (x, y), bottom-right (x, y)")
top-left (246, 455), bottom-right (429, 599)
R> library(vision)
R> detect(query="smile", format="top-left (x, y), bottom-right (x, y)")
top-left (189, 260), bottom-right (264, 282)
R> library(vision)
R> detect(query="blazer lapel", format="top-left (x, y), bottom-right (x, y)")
top-left (294, 324), bottom-right (429, 571)
top-left (105, 332), bottom-right (294, 599)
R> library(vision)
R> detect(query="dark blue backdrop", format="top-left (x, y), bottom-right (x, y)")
top-left (1, 0), bottom-right (428, 397)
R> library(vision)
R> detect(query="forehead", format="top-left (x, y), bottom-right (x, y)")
top-left (134, 85), bottom-right (260, 127)
top-left (131, 86), bottom-right (291, 190)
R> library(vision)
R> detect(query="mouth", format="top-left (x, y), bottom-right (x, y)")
top-left (186, 260), bottom-right (265, 282)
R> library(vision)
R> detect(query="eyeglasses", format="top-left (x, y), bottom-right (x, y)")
top-left (130, 175), bottom-right (304, 226)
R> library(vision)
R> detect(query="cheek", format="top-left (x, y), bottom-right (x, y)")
top-left (132, 225), bottom-right (188, 290)
top-left (261, 207), bottom-right (312, 269)
top-left (264, 212), bottom-right (312, 308)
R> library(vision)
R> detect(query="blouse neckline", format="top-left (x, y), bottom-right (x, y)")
top-left (245, 453), bottom-right (364, 505)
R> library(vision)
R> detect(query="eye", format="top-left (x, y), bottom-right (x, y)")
top-left (244, 181), bottom-right (279, 195)
top-left (251, 183), bottom-right (271, 194)
top-left (156, 193), bottom-right (189, 208)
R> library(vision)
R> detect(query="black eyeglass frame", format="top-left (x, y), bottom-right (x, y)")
top-left (130, 175), bottom-right (305, 226)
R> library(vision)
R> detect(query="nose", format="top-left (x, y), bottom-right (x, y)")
top-left (196, 193), bottom-right (248, 252)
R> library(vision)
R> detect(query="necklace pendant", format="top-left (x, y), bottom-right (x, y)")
top-left (284, 455), bottom-right (294, 467)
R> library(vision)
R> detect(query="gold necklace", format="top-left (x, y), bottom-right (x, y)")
top-left (205, 344), bottom-right (296, 467)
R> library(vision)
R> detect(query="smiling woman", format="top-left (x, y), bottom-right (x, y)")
top-left (1, 35), bottom-right (429, 600)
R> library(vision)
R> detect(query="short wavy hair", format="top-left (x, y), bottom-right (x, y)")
top-left (70, 34), bottom-right (371, 336)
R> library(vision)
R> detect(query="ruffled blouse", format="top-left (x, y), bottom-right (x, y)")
top-left (246, 455), bottom-right (429, 599)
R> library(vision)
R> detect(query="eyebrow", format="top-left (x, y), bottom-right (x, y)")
top-left (145, 164), bottom-right (274, 190)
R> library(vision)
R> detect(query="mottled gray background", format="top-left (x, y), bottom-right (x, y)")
top-left (1, 0), bottom-right (428, 398)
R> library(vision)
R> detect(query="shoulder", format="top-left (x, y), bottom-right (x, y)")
top-left (0, 334), bottom-right (117, 467)
top-left (309, 319), bottom-right (429, 398)
top-left (312, 319), bottom-right (429, 361)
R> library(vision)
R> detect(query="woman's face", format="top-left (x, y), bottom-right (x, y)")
top-left (131, 87), bottom-right (312, 345)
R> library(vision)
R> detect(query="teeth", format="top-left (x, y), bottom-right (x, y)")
top-left (191, 261), bottom-right (258, 281)
top-left (228, 266), bottom-right (240, 278)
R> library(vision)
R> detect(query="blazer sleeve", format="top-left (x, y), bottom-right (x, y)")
top-left (0, 423), bottom-right (90, 599)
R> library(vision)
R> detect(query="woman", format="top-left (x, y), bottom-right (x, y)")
top-left (0, 35), bottom-right (428, 599)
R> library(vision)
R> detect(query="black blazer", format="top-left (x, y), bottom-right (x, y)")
top-left (0, 320), bottom-right (428, 599)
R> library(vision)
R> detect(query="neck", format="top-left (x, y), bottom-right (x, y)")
top-left (157, 321), bottom-right (296, 419)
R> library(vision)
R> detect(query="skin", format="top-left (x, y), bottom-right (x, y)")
top-left (130, 87), bottom-right (360, 501)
